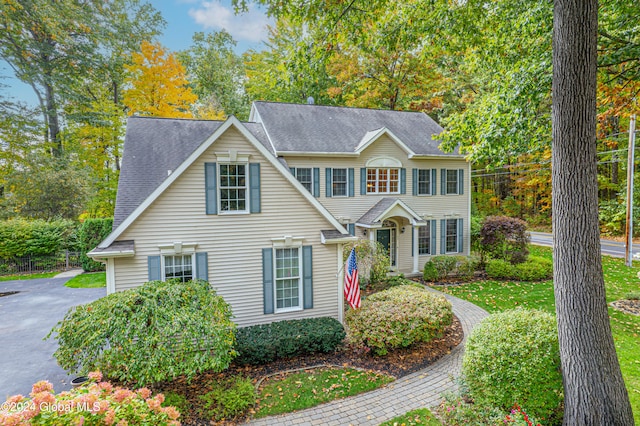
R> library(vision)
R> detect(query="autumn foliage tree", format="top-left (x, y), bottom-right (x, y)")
top-left (123, 40), bottom-right (197, 118)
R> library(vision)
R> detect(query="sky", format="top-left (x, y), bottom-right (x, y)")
top-left (0, 0), bottom-right (273, 106)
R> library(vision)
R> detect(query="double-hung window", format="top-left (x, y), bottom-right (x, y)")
top-left (294, 168), bottom-right (313, 192)
top-left (275, 247), bottom-right (301, 311)
top-left (418, 226), bottom-right (431, 255)
top-left (163, 254), bottom-right (194, 282)
top-left (332, 168), bottom-right (348, 197)
top-left (219, 163), bottom-right (247, 212)
top-left (441, 168), bottom-right (464, 195)
top-left (446, 219), bottom-right (458, 253)
top-left (366, 168), bottom-right (399, 194)
top-left (417, 169), bottom-right (431, 195)
top-left (446, 170), bottom-right (459, 195)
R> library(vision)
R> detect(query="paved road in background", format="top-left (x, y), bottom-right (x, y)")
top-left (0, 277), bottom-right (104, 398)
top-left (530, 231), bottom-right (640, 259)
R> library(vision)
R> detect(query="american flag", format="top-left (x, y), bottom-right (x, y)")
top-left (344, 248), bottom-right (361, 309)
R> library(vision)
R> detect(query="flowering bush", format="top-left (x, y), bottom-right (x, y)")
top-left (48, 279), bottom-right (236, 386)
top-left (0, 372), bottom-right (181, 425)
top-left (345, 285), bottom-right (453, 355)
top-left (462, 309), bottom-right (563, 422)
top-left (504, 404), bottom-right (542, 426)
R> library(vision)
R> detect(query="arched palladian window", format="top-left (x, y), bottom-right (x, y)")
top-left (365, 157), bottom-right (402, 194)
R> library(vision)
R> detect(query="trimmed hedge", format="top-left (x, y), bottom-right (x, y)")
top-left (423, 255), bottom-right (478, 281)
top-left (77, 218), bottom-right (113, 271)
top-left (234, 317), bottom-right (346, 365)
top-left (345, 285), bottom-right (453, 356)
top-left (0, 218), bottom-right (77, 259)
top-left (485, 256), bottom-right (552, 281)
top-left (462, 309), bottom-right (563, 422)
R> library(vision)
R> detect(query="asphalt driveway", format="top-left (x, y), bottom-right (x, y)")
top-left (0, 277), bottom-right (104, 399)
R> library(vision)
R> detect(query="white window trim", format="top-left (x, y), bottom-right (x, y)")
top-left (418, 226), bottom-right (430, 255)
top-left (366, 167), bottom-right (400, 195)
top-left (273, 245), bottom-right (303, 313)
top-left (444, 169), bottom-right (460, 196)
top-left (161, 253), bottom-right (196, 282)
top-left (293, 167), bottom-right (314, 192)
top-left (445, 218), bottom-right (460, 254)
top-left (158, 242), bottom-right (197, 255)
top-left (331, 168), bottom-right (349, 197)
top-left (218, 162), bottom-right (250, 214)
top-left (417, 169), bottom-right (432, 196)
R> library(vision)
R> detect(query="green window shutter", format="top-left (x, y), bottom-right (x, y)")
top-left (195, 252), bottom-right (208, 281)
top-left (440, 219), bottom-right (446, 254)
top-left (412, 168), bottom-right (418, 196)
top-left (458, 169), bottom-right (464, 195)
top-left (348, 168), bottom-right (355, 197)
top-left (313, 168), bottom-right (320, 197)
top-left (148, 256), bottom-right (161, 281)
top-left (431, 169), bottom-right (437, 195)
top-left (430, 220), bottom-right (437, 255)
top-left (302, 245), bottom-right (313, 309)
top-left (457, 218), bottom-right (464, 253)
top-left (250, 163), bottom-right (261, 213)
top-left (325, 168), bottom-right (332, 197)
top-left (347, 223), bottom-right (355, 235)
top-left (290, 167), bottom-right (296, 175)
top-left (441, 169), bottom-right (446, 195)
top-left (205, 162), bottom-right (217, 215)
top-left (400, 168), bottom-right (406, 194)
top-left (262, 248), bottom-right (274, 314)
top-left (360, 168), bottom-right (367, 195)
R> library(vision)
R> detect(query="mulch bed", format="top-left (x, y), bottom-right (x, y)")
top-left (610, 299), bottom-right (640, 316)
top-left (153, 316), bottom-right (463, 425)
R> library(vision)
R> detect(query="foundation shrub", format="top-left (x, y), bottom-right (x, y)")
top-left (234, 317), bottom-right (345, 365)
top-left (48, 279), bottom-right (236, 386)
top-left (345, 285), bottom-right (453, 356)
top-left (462, 309), bottom-right (563, 422)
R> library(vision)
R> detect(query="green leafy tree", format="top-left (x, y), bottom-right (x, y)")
top-left (179, 30), bottom-right (250, 119)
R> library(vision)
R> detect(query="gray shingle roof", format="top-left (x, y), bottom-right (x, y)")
top-left (252, 101), bottom-right (456, 156)
top-left (88, 240), bottom-right (134, 255)
top-left (113, 117), bottom-right (273, 229)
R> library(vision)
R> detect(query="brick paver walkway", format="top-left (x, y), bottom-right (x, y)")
top-left (246, 291), bottom-right (489, 426)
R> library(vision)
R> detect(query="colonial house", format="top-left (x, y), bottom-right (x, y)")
top-left (89, 101), bottom-right (469, 326)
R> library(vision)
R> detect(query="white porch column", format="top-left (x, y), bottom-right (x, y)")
top-left (106, 258), bottom-right (116, 294)
top-left (369, 228), bottom-right (375, 243)
top-left (337, 243), bottom-right (344, 324)
top-left (412, 225), bottom-right (420, 274)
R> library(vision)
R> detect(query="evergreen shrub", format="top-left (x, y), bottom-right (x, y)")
top-left (462, 309), bottom-right (563, 422)
top-left (234, 317), bottom-right (345, 365)
top-left (345, 285), bottom-right (453, 355)
top-left (199, 377), bottom-right (256, 421)
top-left (77, 218), bottom-right (113, 271)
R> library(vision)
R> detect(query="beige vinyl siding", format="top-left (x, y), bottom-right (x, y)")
top-left (283, 134), bottom-right (471, 272)
top-left (114, 127), bottom-right (340, 327)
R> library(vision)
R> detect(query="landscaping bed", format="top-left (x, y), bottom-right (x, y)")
top-left (152, 315), bottom-right (463, 425)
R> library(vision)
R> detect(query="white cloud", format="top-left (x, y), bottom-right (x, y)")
top-left (188, 1), bottom-right (271, 43)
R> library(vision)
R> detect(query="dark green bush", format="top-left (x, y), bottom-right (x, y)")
top-left (423, 255), bottom-right (478, 282)
top-left (77, 218), bottom-right (113, 271)
top-left (49, 279), bottom-right (236, 386)
top-left (199, 377), bottom-right (256, 421)
top-left (0, 218), bottom-right (77, 259)
top-left (480, 216), bottom-right (530, 264)
top-left (162, 391), bottom-right (190, 416)
top-left (462, 309), bottom-right (563, 422)
top-left (234, 317), bottom-right (345, 365)
top-left (486, 257), bottom-right (552, 281)
top-left (423, 260), bottom-right (439, 281)
top-left (345, 285), bottom-right (453, 356)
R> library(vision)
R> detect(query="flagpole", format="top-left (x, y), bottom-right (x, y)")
top-left (337, 244), bottom-right (344, 324)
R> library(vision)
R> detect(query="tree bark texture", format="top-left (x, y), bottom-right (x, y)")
top-left (552, 1), bottom-right (634, 425)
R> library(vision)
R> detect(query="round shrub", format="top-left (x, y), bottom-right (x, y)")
top-left (462, 309), bottom-right (563, 421)
top-left (199, 377), bottom-right (256, 421)
top-left (480, 216), bottom-right (530, 264)
top-left (345, 285), bottom-right (453, 356)
top-left (486, 257), bottom-right (553, 281)
top-left (49, 279), bottom-right (236, 386)
top-left (485, 258), bottom-right (516, 279)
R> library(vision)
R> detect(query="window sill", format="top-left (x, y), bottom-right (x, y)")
top-left (274, 306), bottom-right (303, 314)
top-left (218, 210), bottom-right (250, 215)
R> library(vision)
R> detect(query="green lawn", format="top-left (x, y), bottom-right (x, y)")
top-left (0, 272), bottom-right (58, 281)
top-left (379, 408), bottom-right (441, 426)
top-left (433, 245), bottom-right (640, 423)
top-left (64, 272), bottom-right (106, 288)
top-left (254, 367), bottom-right (394, 418)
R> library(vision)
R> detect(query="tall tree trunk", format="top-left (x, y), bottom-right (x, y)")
top-left (552, 1), bottom-right (634, 425)
top-left (44, 78), bottom-right (62, 156)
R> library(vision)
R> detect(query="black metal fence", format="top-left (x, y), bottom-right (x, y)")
top-left (0, 251), bottom-right (82, 276)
